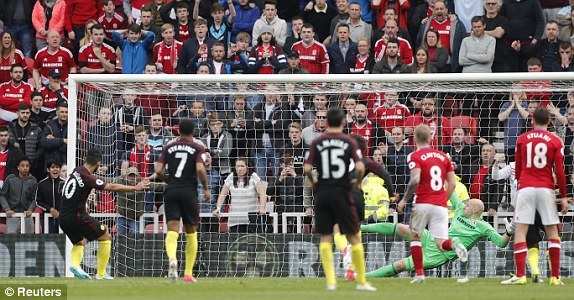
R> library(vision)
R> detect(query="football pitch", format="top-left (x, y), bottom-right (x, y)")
top-left (3, 277), bottom-right (573, 300)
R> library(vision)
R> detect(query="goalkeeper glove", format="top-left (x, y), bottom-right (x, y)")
top-left (504, 217), bottom-right (515, 236)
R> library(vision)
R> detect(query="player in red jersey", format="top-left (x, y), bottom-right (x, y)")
top-left (291, 23), bottom-right (329, 74)
top-left (153, 24), bottom-right (183, 74)
top-left (33, 30), bottom-right (76, 88)
top-left (397, 124), bottom-right (467, 284)
top-left (501, 106), bottom-right (569, 286)
top-left (78, 24), bottom-right (117, 74)
top-left (0, 64), bottom-right (34, 125)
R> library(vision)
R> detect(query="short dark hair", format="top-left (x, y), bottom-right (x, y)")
top-left (175, 2), bottom-right (188, 11)
top-left (31, 91), bottom-right (43, 102)
top-left (527, 57), bottom-right (542, 67)
top-left (127, 23), bottom-right (142, 34)
top-left (292, 15), bottom-right (303, 22)
top-left (0, 126), bottom-right (8, 134)
top-left (211, 2), bottom-right (224, 12)
top-left (86, 149), bottom-right (103, 165)
top-left (179, 119), bottom-right (195, 136)
top-left (17, 156), bottom-right (31, 166)
top-left (10, 63), bottom-right (23, 72)
top-left (46, 159), bottom-right (63, 169)
top-left (559, 41), bottom-right (572, 50)
top-left (135, 125), bottom-right (147, 134)
top-left (264, 0), bottom-right (277, 8)
top-left (17, 103), bottom-right (31, 111)
top-left (91, 23), bottom-right (105, 33)
top-left (387, 37), bottom-right (399, 47)
top-left (57, 100), bottom-right (68, 109)
top-left (471, 16), bottom-right (484, 25)
top-left (336, 23), bottom-right (350, 32)
top-left (326, 107), bottom-right (345, 127)
top-left (533, 106), bottom-right (550, 126)
top-left (302, 23), bottom-right (314, 31)
top-left (350, 133), bottom-right (367, 152)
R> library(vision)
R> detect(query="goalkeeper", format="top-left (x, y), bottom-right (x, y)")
top-left (363, 194), bottom-right (513, 278)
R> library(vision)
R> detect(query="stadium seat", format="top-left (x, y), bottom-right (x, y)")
top-left (0, 223), bottom-right (6, 234)
top-left (218, 221), bottom-right (229, 233)
top-left (450, 115), bottom-right (478, 144)
top-left (144, 224), bottom-right (157, 234)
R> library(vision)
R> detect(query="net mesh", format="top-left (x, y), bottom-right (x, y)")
top-left (70, 74), bottom-right (574, 279)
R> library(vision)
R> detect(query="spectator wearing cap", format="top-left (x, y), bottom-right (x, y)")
top-left (252, 0), bottom-right (288, 47)
top-left (33, 30), bottom-right (76, 88)
top-left (326, 23), bottom-right (358, 74)
top-left (98, 166), bottom-right (165, 234)
top-left (38, 68), bottom-right (69, 113)
top-left (278, 51), bottom-right (309, 74)
top-left (34, 159), bottom-right (64, 233)
top-left (248, 24), bottom-right (287, 74)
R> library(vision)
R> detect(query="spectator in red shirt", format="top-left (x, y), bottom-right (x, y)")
top-left (0, 64), bottom-right (34, 125)
top-left (78, 24), bottom-right (117, 74)
top-left (153, 23), bottom-right (183, 74)
top-left (33, 30), bottom-right (77, 88)
top-left (0, 32), bottom-right (27, 84)
top-left (404, 95), bottom-right (452, 147)
top-left (291, 23), bottom-right (330, 74)
top-left (373, 90), bottom-right (411, 132)
top-left (65, 0), bottom-right (101, 45)
top-left (98, 0), bottom-right (128, 47)
top-left (39, 68), bottom-right (68, 113)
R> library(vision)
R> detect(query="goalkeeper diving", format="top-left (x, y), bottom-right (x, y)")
top-left (361, 193), bottom-right (514, 278)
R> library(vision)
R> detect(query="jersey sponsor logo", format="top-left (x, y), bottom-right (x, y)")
top-left (299, 55), bottom-right (316, 60)
top-left (3, 93), bottom-right (24, 98)
top-left (42, 63), bottom-right (63, 68)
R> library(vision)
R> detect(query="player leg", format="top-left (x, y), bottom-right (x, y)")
top-left (535, 188), bottom-right (563, 285)
top-left (409, 204), bottom-right (431, 283)
top-left (361, 222), bottom-right (412, 240)
top-left (314, 190), bottom-right (338, 290)
top-left (429, 206), bottom-right (467, 262)
top-left (366, 258), bottom-right (409, 278)
top-left (59, 218), bottom-right (91, 279)
top-left (164, 189), bottom-right (183, 282)
top-left (96, 229), bottom-right (113, 279)
top-left (342, 190), bottom-right (366, 281)
top-left (525, 214), bottom-right (544, 283)
top-left (502, 188), bottom-right (536, 285)
top-left (181, 191), bottom-right (200, 283)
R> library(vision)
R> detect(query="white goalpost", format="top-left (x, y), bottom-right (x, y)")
top-left (66, 73), bottom-right (574, 279)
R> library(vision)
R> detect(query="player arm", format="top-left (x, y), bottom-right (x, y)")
top-left (491, 163), bottom-right (511, 180)
top-left (154, 161), bottom-right (168, 182)
top-left (444, 171), bottom-right (456, 199)
top-left (375, 165), bottom-right (395, 196)
top-left (104, 180), bottom-right (148, 192)
top-left (355, 160), bottom-right (365, 188)
top-left (401, 168), bottom-right (420, 204)
top-left (484, 225), bottom-right (510, 248)
top-left (196, 162), bottom-right (209, 193)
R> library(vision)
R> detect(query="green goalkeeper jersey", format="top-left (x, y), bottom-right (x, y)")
top-left (440, 193), bottom-right (509, 261)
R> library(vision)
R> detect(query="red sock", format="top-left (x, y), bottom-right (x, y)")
top-left (441, 239), bottom-right (453, 251)
top-left (411, 240), bottom-right (424, 276)
top-left (514, 242), bottom-right (527, 277)
top-left (548, 239), bottom-right (561, 278)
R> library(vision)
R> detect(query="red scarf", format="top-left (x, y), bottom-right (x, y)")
top-left (129, 144), bottom-right (151, 178)
top-left (157, 41), bottom-right (178, 68)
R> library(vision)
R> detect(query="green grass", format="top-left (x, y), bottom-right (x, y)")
top-left (3, 277), bottom-right (574, 300)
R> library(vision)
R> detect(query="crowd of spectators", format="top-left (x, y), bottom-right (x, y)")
top-left (1, 0), bottom-right (574, 234)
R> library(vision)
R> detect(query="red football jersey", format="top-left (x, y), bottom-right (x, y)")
top-left (0, 50), bottom-right (26, 83)
top-left (429, 18), bottom-right (451, 54)
top-left (0, 150), bottom-right (7, 180)
top-left (39, 85), bottom-right (69, 110)
top-left (359, 92), bottom-right (385, 118)
top-left (353, 55), bottom-right (370, 73)
top-left (373, 37), bottom-right (414, 65)
top-left (291, 40), bottom-right (330, 74)
top-left (249, 45), bottom-right (286, 74)
top-left (404, 113), bottom-right (452, 147)
top-left (373, 104), bottom-right (411, 131)
top-left (515, 129), bottom-right (567, 198)
top-left (349, 120), bottom-right (376, 156)
top-left (97, 12), bottom-right (127, 39)
top-left (34, 47), bottom-right (76, 82)
top-left (153, 40), bottom-right (183, 74)
top-left (407, 147), bottom-right (454, 207)
top-left (78, 43), bottom-right (117, 72)
top-left (0, 81), bottom-right (33, 111)
top-left (178, 23), bottom-right (191, 43)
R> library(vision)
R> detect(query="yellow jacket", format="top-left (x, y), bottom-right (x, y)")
top-left (362, 174), bottom-right (390, 221)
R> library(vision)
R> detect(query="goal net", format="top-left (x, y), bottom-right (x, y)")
top-left (68, 73), bottom-right (574, 279)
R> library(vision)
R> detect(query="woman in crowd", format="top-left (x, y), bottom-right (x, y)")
top-left (32, 0), bottom-right (66, 50)
top-left (423, 28), bottom-right (448, 73)
top-left (79, 19), bottom-right (98, 49)
top-left (350, 36), bottom-right (374, 74)
top-left (213, 157), bottom-right (267, 233)
top-left (0, 31), bottom-right (27, 83)
top-left (411, 47), bottom-right (437, 74)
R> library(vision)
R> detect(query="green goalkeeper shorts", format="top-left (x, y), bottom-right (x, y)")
top-left (404, 229), bottom-right (449, 270)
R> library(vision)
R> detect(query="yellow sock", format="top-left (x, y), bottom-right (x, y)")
top-left (527, 247), bottom-right (540, 276)
top-left (319, 242), bottom-right (336, 286)
top-left (348, 231), bottom-right (362, 272)
top-left (333, 233), bottom-right (348, 252)
top-left (71, 245), bottom-right (84, 267)
top-left (97, 240), bottom-right (111, 276)
top-left (184, 233), bottom-right (198, 276)
top-left (165, 231), bottom-right (179, 261)
top-left (351, 243), bottom-right (367, 285)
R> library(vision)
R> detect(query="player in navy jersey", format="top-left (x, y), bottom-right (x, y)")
top-left (397, 124), bottom-right (467, 284)
top-left (155, 119), bottom-right (209, 283)
top-left (502, 106), bottom-right (569, 286)
top-left (59, 149), bottom-right (149, 280)
top-left (304, 107), bottom-right (375, 292)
